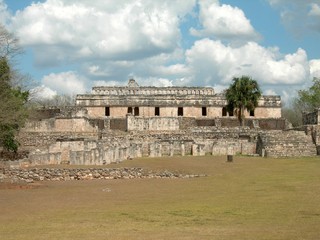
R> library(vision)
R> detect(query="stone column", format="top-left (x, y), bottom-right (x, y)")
top-left (227, 146), bottom-right (234, 162)
top-left (84, 151), bottom-right (91, 165)
top-left (135, 144), bottom-right (143, 158)
top-left (170, 143), bottom-right (174, 157)
top-left (124, 147), bottom-right (129, 160)
top-left (227, 146), bottom-right (234, 155)
top-left (158, 143), bottom-right (162, 157)
top-left (181, 143), bottom-right (185, 156)
top-left (212, 143), bottom-right (216, 155)
top-left (115, 147), bottom-right (120, 163)
top-left (192, 144), bottom-right (198, 156)
top-left (199, 144), bottom-right (205, 156)
top-left (149, 143), bottom-right (155, 157)
top-left (105, 148), bottom-right (111, 164)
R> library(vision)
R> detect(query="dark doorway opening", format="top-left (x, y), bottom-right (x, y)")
top-left (202, 107), bottom-right (207, 116)
top-left (105, 107), bottom-right (110, 116)
top-left (155, 107), bottom-right (160, 116)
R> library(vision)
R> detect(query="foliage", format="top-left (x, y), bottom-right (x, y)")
top-left (282, 77), bottom-right (320, 127)
top-left (281, 107), bottom-right (302, 127)
top-left (0, 125), bottom-right (19, 153)
top-left (0, 25), bottom-right (29, 152)
top-left (29, 92), bottom-right (75, 108)
top-left (296, 77), bottom-right (320, 113)
top-left (0, 24), bottom-right (21, 58)
top-left (225, 76), bottom-right (262, 126)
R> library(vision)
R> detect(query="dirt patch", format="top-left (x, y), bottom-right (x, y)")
top-left (0, 181), bottom-right (44, 190)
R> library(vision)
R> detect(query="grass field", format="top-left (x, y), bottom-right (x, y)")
top-left (1, 155), bottom-right (320, 239)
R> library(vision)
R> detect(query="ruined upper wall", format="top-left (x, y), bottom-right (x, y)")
top-left (91, 82), bottom-right (215, 96)
top-left (76, 92), bottom-right (281, 108)
top-left (77, 79), bottom-right (280, 107)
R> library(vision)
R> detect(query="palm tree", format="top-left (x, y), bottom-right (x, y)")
top-left (225, 76), bottom-right (262, 126)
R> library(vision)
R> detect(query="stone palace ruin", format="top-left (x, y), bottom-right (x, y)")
top-left (77, 79), bottom-right (281, 120)
top-left (8, 79), bottom-right (320, 167)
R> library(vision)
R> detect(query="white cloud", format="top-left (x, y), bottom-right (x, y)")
top-left (4, 0), bottom-right (319, 103)
top-left (80, 48), bottom-right (188, 87)
top-left (92, 77), bottom-right (173, 88)
top-left (10, 0), bottom-right (195, 65)
top-left (41, 71), bottom-right (87, 95)
top-left (310, 59), bottom-right (320, 78)
top-left (30, 85), bottom-right (57, 100)
top-left (264, 89), bottom-right (277, 95)
top-left (153, 64), bottom-right (190, 76)
top-left (190, 0), bottom-right (260, 43)
top-left (135, 77), bottom-right (173, 87)
top-left (0, 0), bottom-right (10, 25)
top-left (185, 38), bottom-right (310, 87)
top-left (309, 3), bottom-right (320, 16)
top-left (268, 0), bottom-right (320, 35)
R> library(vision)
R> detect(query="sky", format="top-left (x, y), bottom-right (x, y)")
top-left (1, 0), bottom-right (320, 104)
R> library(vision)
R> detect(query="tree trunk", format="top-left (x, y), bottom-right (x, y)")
top-left (239, 106), bottom-right (245, 127)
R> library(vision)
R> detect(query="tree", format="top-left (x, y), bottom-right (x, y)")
top-left (281, 103), bottom-right (302, 127)
top-left (29, 91), bottom-right (75, 108)
top-left (0, 24), bottom-right (29, 153)
top-left (295, 77), bottom-right (320, 113)
top-left (225, 76), bottom-right (262, 126)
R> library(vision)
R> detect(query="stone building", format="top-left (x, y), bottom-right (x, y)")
top-left (76, 79), bottom-right (282, 119)
top-left (10, 78), bottom-right (317, 168)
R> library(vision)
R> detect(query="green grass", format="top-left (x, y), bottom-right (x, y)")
top-left (1, 155), bottom-right (320, 239)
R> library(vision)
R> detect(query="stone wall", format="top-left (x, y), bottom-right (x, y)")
top-left (256, 130), bottom-right (317, 158)
top-left (127, 115), bottom-right (179, 131)
top-left (76, 80), bottom-right (281, 119)
top-left (23, 117), bottom-right (101, 133)
top-left (303, 109), bottom-right (320, 125)
top-left (77, 95), bottom-right (281, 119)
top-left (26, 138), bottom-right (143, 166)
top-left (14, 125), bottom-right (263, 167)
top-left (110, 118), bottom-right (127, 131)
top-left (14, 124), bottom-right (318, 167)
top-left (91, 84), bottom-right (215, 96)
top-left (257, 118), bottom-right (289, 130)
top-left (29, 108), bottom-right (61, 120)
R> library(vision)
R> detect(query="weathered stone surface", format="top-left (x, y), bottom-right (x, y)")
top-left (76, 79), bottom-right (281, 119)
top-left (257, 130), bottom-right (317, 158)
top-left (11, 79), bottom-right (319, 164)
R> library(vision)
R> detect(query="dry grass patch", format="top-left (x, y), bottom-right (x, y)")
top-left (1, 155), bottom-right (320, 239)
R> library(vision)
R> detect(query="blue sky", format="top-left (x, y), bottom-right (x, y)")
top-left (1, 0), bottom-right (320, 104)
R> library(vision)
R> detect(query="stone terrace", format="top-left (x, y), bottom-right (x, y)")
top-left (257, 130), bottom-right (317, 158)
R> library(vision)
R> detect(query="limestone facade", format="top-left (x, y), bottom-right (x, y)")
top-left (76, 79), bottom-right (281, 119)
top-left (10, 80), bottom-right (317, 168)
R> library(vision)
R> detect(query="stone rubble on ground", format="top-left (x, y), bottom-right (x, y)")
top-left (0, 167), bottom-right (206, 183)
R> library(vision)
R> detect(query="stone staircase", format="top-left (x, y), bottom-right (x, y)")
top-left (257, 130), bottom-right (317, 158)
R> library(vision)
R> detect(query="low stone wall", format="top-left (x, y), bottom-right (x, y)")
top-left (15, 126), bottom-right (262, 167)
top-left (256, 130), bottom-right (317, 158)
top-left (23, 117), bottom-right (101, 133)
top-left (127, 115), bottom-right (179, 131)
top-left (18, 132), bottom-right (98, 151)
top-left (179, 117), bottom-right (197, 129)
top-left (0, 168), bottom-right (206, 183)
top-left (27, 139), bottom-right (143, 166)
top-left (110, 118), bottom-right (127, 131)
top-left (257, 118), bottom-right (289, 130)
top-left (303, 109), bottom-right (320, 125)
